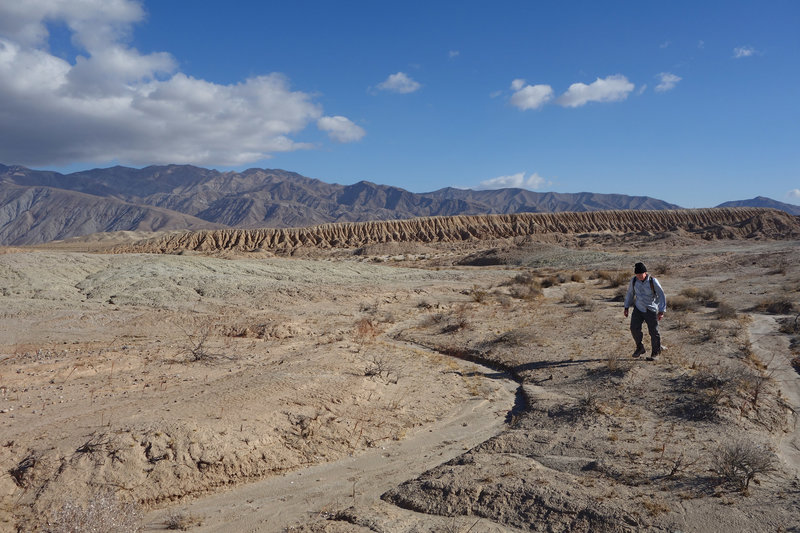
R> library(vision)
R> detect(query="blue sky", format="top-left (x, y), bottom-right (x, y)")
top-left (0, 0), bottom-right (798, 208)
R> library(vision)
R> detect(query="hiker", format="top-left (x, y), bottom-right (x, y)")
top-left (623, 262), bottom-right (666, 360)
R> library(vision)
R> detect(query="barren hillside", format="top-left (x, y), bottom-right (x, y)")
top-left (116, 207), bottom-right (800, 254)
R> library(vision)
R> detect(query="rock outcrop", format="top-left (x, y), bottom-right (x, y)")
top-left (115, 207), bottom-right (800, 254)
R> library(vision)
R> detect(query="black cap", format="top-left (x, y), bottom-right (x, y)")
top-left (634, 262), bottom-right (647, 274)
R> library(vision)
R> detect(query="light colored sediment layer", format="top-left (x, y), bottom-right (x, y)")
top-left (115, 208), bottom-right (800, 254)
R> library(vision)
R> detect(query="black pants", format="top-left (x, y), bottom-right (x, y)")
top-left (630, 308), bottom-right (661, 354)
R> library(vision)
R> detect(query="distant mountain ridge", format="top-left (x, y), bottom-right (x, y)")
top-left (716, 196), bottom-right (800, 216)
top-left (0, 163), bottom-right (794, 245)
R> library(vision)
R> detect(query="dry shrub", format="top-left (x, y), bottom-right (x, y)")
top-left (178, 318), bottom-right (232, 362)
top-left (669, 296), bottom-right (698, 312)
top-left (755, 297), bottom-right (796, 315)
top-left (510, 270), bottom-right (539, 286)
top-left (598, 271), bottom-right (630, 288)
top-left (507, 271), bottom-right (543, 300)
top-left (712, 440), bottom-right (776, 493)
top-left (469, 284), bottom-right (489, 303)
top-left (354, 317), bottom-right (379, 342)
top-left (441, 316), bottom-right (469, 334)
top-left (716, 302), bottom-right (738, 319)
top-left (571, 272), bottom-right (585, 283)
top-left (44, 490), bottom-right (142, 533)
top-left (540, 273), bottom-right (568, 287)
top-left (165, 510), bottom-right (204, 530)
top-left (486, 329), bottom-right (539, 348)
top-left (681, 287), bottom-right (719, 307)
top-left (777, 315), bottom-right (800, 334)
top-left (652, 262), bottom-right (671, 275)
top-left (561, 288), bottom-right (595, 311)
top-left (363, 353), bottom-right (398, 383)
top-left (509, 284), bottom-right (543, 301)
top-left (696, 327), bottom-right (717, 343)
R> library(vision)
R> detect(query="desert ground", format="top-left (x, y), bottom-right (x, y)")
top-left (1, 223), bottom-right (799, 532)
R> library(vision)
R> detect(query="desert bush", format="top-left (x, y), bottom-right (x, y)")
top-left (363, 353), bottom-right (398, 383)
top-left (287, 412), bottom-right (321, 439)
top-left (610, 286), bottom-right (627, 302)
top-left (695, 327), bottom-right (717, 343)
top-left (777, 314), bottom-right (800, 334)
top-left (424, 313), bottom-right (446, 326)
top-left (716, 302), bottom-right (738, 319)
top-left (417, 299), bottom-right (434, 310)
top-left (469, 285), bottom-right (489, 303)
top-left (598, 271), bottom-right (630, 288)
top-left (668, 295), bottom-right (698, 312)
top-left (561, 288), bottom-right (594, 311)
top-left (653, 262), bottom-right (671, 275)
top-left (506, 270), bottom-right (544, 299)
top-left (738, 372), bottom-right (772, 411)
top-left (44, 490), bottom-right (142, 533)
top-left (576, 391), bottom-right (600, 418)
top-left (509, 284), bottom-right (543, 301)
top-left (441, 316), bottom-right (470, 334)
top-left (354, 317), bottom-right (379, 342)
top-left (509, 270), bottom-right (539, 286)
top-left (571, 272), bottom-right (585, 283)
top-left (164, 510), bottom-right (203, 530)
top-left (681, 287), bottom-right (719, 307)
top-left (712, 440), bottom-right (776, 493)
top-left (755, 297), bottom-right (796, 315)
top-left (178, 319), bottom-right (231, 362)
top-left (677, 365), bottom-right (744, 420)
top-left (540, 275), bottom-right (564, 288)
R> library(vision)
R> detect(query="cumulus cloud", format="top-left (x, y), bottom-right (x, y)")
top-left (0, 0), bottom-right (361, 167)
top-left (509, 79), bottom-right (554, 110)
top-left (655, 72), bottom-right (681, 92)
top-left (788, 189), bottom-right (800, 200)
top-left (556, 75), bottom-right (635, 108)
top-left (317, 116), bottom-right (365, 143)
top-left (733, 46), bottom-right (756, 58)
top-left (479, 172), bottom-right (551, 190)
top-left (376, 72), bottom-right (421, 94)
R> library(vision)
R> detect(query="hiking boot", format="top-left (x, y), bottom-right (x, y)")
top-left (648, 349), bottom-right (662, 361)
top-left (632, 346), bottom-right (646, 358)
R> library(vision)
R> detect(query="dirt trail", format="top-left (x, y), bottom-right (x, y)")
top-left (143, 352), bottom-right (518, 532)
top-left (749, 314), bottom-right (800, 480)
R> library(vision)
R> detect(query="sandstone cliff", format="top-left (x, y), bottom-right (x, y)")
top-left (115, 207), bottom-right (800, 254)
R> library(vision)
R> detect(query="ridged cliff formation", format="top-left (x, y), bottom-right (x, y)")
top-left (115, 207), bottom-right (800, 254)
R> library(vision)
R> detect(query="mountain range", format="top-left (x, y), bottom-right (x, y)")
top-left (0, 163), bottom-right (796, 245)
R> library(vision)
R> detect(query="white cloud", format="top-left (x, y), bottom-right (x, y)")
top-left (556, 75), bottom-right (635, 108)
top-left (637, 84), bottom-right (648, 95)
top-left (479, 172), bottom-right (551, 190)
top-left (733, 46), bottom-right (756, 58)
top-left (655, 72), bottom-right (681, 92)
top-left (0, 0), bottom-right (361, 168)
top-left (509, 79), bottom-right (553, 110)
top-left (788, 189), bottom-right (800, 200)
top-left (660, 41), bottom-right (671, 49)
top-left (448, 50), bottom-right (460, 58)
top-left (376, 72), bottom-right (421, 94)
top-left (317, 116), bottom-right (365, 143)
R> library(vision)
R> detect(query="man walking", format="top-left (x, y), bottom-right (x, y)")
top-left (623, 262), bottom-right (666, 360)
